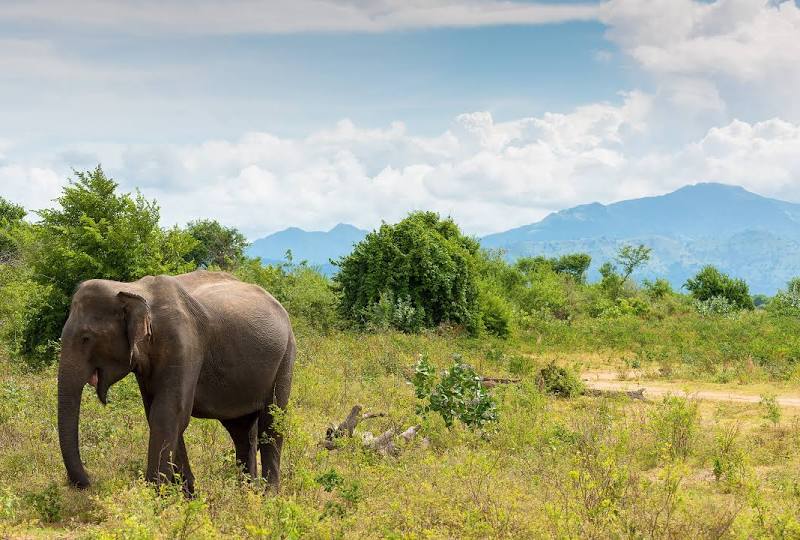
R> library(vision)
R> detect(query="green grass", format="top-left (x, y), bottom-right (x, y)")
top-left (3, 321), bottom-right (800, 538)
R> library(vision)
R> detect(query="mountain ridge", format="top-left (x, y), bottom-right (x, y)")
top-left (246, 183), bottom-right (800, 294)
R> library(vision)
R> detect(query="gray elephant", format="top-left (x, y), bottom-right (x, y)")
top-left (57, 270), bottom-right (295, 494)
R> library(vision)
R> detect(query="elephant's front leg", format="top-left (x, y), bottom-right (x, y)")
top-left (145, 396), bottom-right (191, 488)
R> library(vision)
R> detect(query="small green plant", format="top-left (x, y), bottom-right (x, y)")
top-left (412, 354), bottom-right (498, 429)
top-left (25, 483), bottom-right (62, 523)
top-left (316, 469), bottom-right (345, 492)
top-left (535, 362), bottom-right (585, 398)
top-left (648, 396), bottom-right (698, 461)
top-left (760, 394), bottom-right (781, 425)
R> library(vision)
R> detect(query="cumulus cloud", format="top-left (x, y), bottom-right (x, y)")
top-left (5, 94), bottom-right (800, 239)
top-left (0, 0), bottom-right (598, 35)
top-left (601, 0), bottom-right (800, 118)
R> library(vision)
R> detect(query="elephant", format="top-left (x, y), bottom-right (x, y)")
top-left (57, 270), bottom-right (295, 494)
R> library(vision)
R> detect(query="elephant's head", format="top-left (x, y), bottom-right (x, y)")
top-left (57, 279), bottom-right (152, 488)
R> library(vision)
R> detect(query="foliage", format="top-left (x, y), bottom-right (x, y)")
top-left (15, 166), bottom-right (197, 367)
top-left (535, 362), bottom-right (585, 397)
top-left (477, 282), bottom-right (513, 337)
top-left (185, 219), bottom-right (249, 270)
top-left (335, 211), bottom-right (481, 333)
top-left (643, 278), bottom-right (673, 300)
top-left (0, 197), bottom-right (26, 263)
top-left (768, 277), bottom-right (800, 316)
top-left (615, 243), bottom-right (652, 281)
top-left (647, 396), bottom-right (698, 461)
top-left (694, 295), bottom-right (739, 317)
top-left (760, 394), bottom-right (781, 425)
top-left (684, 265), bottom-right (754, 310)
top-left (412, 354), bottom-right (498, 429)
top-left (551, 253), bottom-right (592, 282)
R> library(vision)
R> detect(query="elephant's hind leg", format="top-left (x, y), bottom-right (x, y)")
top-left (259, 339), bottom-right (295, 491)
top-left (222, 413), bottom-right (259, 478)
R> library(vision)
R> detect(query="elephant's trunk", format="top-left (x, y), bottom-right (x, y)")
top-left (58, 356), bottom-right (91, 488)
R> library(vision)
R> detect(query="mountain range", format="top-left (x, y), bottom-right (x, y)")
top-left (246, 183), bottom-right (800, 294)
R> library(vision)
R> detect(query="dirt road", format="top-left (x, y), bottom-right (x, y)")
top-left (582, 370), bottom-right (800, 407)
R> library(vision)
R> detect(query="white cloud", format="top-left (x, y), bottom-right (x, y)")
top-left (0, 0), bottom-right (599, 35)
top-left (601, 0), bottom-right (800, 118)
top-left (4, 93), bottom-right (799, 240)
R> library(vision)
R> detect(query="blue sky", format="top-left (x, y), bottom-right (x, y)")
top-left (1, 1), bottom-right (799, 238)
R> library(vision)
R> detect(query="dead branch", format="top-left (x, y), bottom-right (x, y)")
top-left (322, 406), bottom-right (421, 455)
top-left (480, 376), bottom-right (521, 388)
top-left (584, 387), bottom-right (647, 401)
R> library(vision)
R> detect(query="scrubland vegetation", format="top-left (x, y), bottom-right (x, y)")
top-left (3, 167), bottom-right (800, 537)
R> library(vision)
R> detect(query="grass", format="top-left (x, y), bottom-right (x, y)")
top-left (3, 320), bottom-right (800, 538)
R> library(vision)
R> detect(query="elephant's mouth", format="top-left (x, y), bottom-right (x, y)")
top-left (88, 368), bottom-right (109, 405)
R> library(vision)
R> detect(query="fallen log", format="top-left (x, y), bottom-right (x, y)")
top-left (584, 387), bottom-right (647, 401)
top-left (480, 376), bottom-right (520, 388)
top-left (322, 405), bottom-right (421, 454)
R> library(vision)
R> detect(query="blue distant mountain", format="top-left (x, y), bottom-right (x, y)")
top-left (246, 223), bottom-right (367, 274)
top-left (482, 183), bottom-right (800, 294)
top-left (247, 183), bottom-right (800, 293)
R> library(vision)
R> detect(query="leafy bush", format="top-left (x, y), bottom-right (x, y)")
top-left (535, 362), bottom-right (585, 397)
top-left (648, 396), bottom-right (698, 461)
top-left (0, 197), bottom-right (26, 263)
top-left (694, 295), bottom-right (739, 316)
top-left (768, 277), bottom-right (800, 316)
top-left (684, 266), bottom-right (753, 310)
top-left (477, 283), bottom-right (513, 338)
top-left (335, 211), bottom-right (480, 333)
top-left (643, 278), bottom-right (673, 300)
top-left (412, 355), bottom-right (498, 429)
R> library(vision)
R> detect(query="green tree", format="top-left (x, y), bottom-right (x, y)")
top-left (551, 253), bottom-right (592, 282)
top-left (19, 166), bottom-right (197, 366)
top-left (185, 219), bottom-right (248, 270)
top-left (0, 197), bottom-right (26, 263)
top-left (334, 211), bottom-right (481, 333)
top-left (684, 265), bottom-right (754, 310)
top-left (615, 243), bottom-right (652, 282)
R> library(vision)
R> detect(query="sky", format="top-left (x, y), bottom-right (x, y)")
top-left (1, 0), bottom-right (800, 239)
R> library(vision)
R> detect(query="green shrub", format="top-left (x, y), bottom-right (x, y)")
top-left (643, 278), bottom-right (673, 300)
top-left (412, 354), bottom-right (498, 429)
top-left (478, 285), bottom-right (513, 338)
top-left (24, 484), bottom-right (62, 523)
top-left (535, 362), bottom-right (585, 398)
top-left (768, 278), bottom-right (800, 316)
top-left (648, 396), bottom-right (698, 461)
top-left (335, 211), bottom-right (480, 333)
top-left (684, 266), bottom-right (753, 310)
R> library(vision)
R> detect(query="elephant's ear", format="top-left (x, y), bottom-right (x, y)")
top-left (117, 290), bottom-right (152, 372)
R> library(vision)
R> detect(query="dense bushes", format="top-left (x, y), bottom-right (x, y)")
top-left (684, 265), bottom-right (754, 311)
top-left (335, 212), bottom-right (481, 333)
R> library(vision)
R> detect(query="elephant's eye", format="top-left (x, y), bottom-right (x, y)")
top-left (81, 336), bottom-right (90, 344)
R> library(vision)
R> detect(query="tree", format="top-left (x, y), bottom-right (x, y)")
top-left (185, 219), bottom-right (248, 270)
top-left (684, 265), bottom-right (754, 310)
top-left (615, 244), bottom-right (652, 282)
top-left (334, 211), bottom-right (481, 333)
top-left (0, 197), bottom-right (26, 263)
top-left (551, 253), bottom-right (592, 282)
top-left (20, 166), bottom-right (197, 365)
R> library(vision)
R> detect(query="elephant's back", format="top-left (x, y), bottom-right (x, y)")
top-left (176, 270), bottom-right (292, 358)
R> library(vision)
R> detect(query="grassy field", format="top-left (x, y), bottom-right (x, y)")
top-left (3, 315), bottom-right (800, 539)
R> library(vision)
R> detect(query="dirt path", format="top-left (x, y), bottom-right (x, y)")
top-left (582, 370), bottom-right (800, 407)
